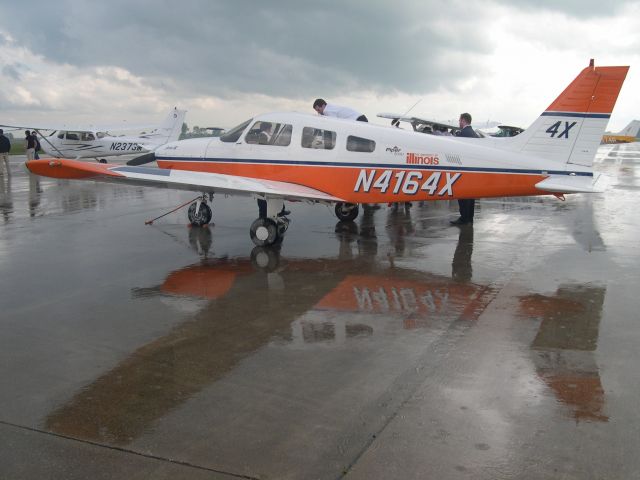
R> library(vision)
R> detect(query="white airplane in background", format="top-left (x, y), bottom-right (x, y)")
top-left (377, 113), bottom-right (465, 135)
top-left (2, 108), bottom-right (186, 162)
top-left (26, 60), bottom-right (628, 247)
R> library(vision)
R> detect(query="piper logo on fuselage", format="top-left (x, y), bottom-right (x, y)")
top-left (406, 152), bottom-right (439, 165)
top-left (354, 169), bottom-right (461, 196)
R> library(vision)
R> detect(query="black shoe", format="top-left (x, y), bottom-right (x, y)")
top-left (450, 217), bottom-right (468, 225)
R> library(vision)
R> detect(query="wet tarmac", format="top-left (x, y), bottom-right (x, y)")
top-left (1, 143), bottom-right (639, 479)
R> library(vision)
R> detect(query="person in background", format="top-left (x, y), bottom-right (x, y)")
top-left (25, 130), bottom-right (36, 161)
top-left (313, 99), bottom-right (368, 122)
top-left (0, 129), bottom-right (11, 175)
top-left (32, 131), bottom-right (41, 159)
top-left (451, 113), bottom-right (479, 225)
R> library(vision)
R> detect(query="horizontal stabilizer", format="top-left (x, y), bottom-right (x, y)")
top-left (535, 173), bottom-right (609, 194)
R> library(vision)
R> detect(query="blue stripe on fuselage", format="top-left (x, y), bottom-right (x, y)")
top-left (155, 156), bottom-right (593, 177)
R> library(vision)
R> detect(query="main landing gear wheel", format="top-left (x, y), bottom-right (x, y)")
top-left (188, 201), bottom-right (212, 226)
top-left (335, 202), bottom-right (360, 222)
top-left (250, 218), bottom-right (278, 246)
top-left (250, 217), bottom-right (289, 247)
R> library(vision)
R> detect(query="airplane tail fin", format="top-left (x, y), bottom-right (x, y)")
top-left (500, 60), bottom-right (629, 168)
top-left (615, 119), bottom-right (640, 137)
top-left (141, 108), bottom-right (187, 147)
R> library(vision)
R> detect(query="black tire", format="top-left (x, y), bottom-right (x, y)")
top-left (250, 217), bottom-right (279, 246)
top-left (335, 202), bottom-right (359, 222)
top-left (187, 202), bottom-right (212, 226)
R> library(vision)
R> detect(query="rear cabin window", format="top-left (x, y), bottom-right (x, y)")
top-left (346, 135), bottom-right (375, 153)
top-left (301, 127), bottom-right (336, 150)
top-left (245, 121), bottom-right (292, 146)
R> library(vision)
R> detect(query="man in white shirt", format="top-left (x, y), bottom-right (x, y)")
top-left (313, 99), bottom-right (368, 122)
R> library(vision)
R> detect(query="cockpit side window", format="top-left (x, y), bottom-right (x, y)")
top-left (346, 135), bottom-right (375, 153)
top-left (81, 132), bottom-right (95, 141)
top-left (301, 127), bottom-right (336, 150)
top-left (96, 132), bottom-right (106, 139)
top-left (245, 121), bottom-right (293, 146)
top-left (66, 132), bottom-right (80, 141)
top-left (220, 119), bottom-right (252, 143)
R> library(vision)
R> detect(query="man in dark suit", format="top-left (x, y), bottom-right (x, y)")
top-left (451, 113), bottom-right (479, 225)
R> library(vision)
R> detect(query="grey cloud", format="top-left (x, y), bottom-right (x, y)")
top-left (2, 63), bottom-right (22, 81)
top-left (494, 0), bottom-right (635, 18)
top-left (8, 0), bottom-right (598, 101)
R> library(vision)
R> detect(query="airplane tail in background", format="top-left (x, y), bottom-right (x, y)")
top-left (141, 108), bottom-right (187, 146)
top-left (500, 60), bottom-right (629, 168)
top-left (615, 119), bottom-right (640, 137)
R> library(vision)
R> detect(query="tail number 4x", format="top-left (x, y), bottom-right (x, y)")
top-left (546, 121), bottom-right (577, 139)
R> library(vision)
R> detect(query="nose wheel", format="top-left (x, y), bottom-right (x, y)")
top-left (188, 200), bottom-right (212, 226)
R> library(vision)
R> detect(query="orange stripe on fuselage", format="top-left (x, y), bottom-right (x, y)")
top-left (546, 65), bottom-right (629, 114)
top-left (158, 160), bottom-right (546, 202)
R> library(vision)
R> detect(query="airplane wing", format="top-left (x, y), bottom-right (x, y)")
top-left (377, 113), bottom-right (458, 131)
top-left (0, 122), bottom-right (160, 133)
top-left (535, 173), bottom-right (609, 194)
top-left (25, 158), bottom-right (345, 202)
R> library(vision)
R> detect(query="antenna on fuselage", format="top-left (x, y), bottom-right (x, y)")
top-left (401, 99), bottom-right (422, 118)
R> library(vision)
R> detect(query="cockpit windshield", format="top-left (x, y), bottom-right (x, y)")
top-left (220, 119), bottom-right (252, 143)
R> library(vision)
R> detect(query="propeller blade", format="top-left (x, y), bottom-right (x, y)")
top-left (127, 152), bottom-right (156, 166)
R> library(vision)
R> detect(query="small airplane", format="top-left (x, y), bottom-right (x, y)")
top-left (489, 125), bottom-right (524, 137)
top-left (3, 108), bottom-right (186, 162)
top-left (26, 59), bottom-right (628, 247)
top-left (601, 119), bottom-right (640, 144)
top-left (377, 113), bottom-right (464, 136)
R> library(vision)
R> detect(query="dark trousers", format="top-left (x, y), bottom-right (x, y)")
top-left (458, 199), bottom-right (475, 222)
top-left (356, 115), bottom-right (368, 122)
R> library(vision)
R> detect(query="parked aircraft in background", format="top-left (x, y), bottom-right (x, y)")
top-left (488, 125), bottom-right (524, 137)
top-left (2, 108), bottom-right (186, 162)
top-left (26, 60), bottom-right (628, 247)
top-left (377, 113), bottom-right (466, 136)
top-left (602, 120), bottom-right (639, 144)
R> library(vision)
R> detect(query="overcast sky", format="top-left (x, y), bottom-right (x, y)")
top-left (0, 0), bottom-right (638, 132)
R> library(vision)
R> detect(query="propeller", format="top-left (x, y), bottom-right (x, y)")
top-left (126, 152), bottom-right (156, 166)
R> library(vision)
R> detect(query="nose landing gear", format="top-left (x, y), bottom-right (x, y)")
top-left (188, 197), bottom-right (213, 226)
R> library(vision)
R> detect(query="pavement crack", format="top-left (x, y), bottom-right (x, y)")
top-left (0, 419), bottom-right (260, 480)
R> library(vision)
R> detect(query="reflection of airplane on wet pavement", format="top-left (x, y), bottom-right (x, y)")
top-left (46, 226), bottom-right (490, 444)
top-left (27, 60), bottom-right (628, 247)
top-left (519, 284), bottom-right (608, 422)
top-left (2, 108), bottom-right (185, 162)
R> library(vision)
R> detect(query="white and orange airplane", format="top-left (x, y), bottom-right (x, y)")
top-left (26, 60), bottom-right (628, 247)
